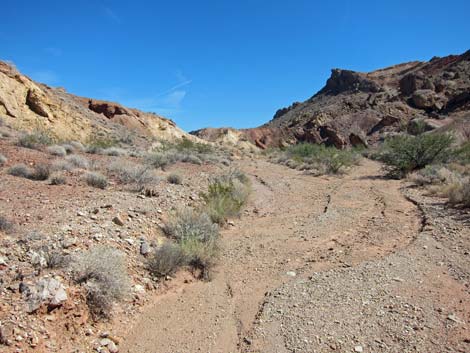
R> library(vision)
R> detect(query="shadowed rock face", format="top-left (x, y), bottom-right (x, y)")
top-left (193, 50), bottom-right (470, 148)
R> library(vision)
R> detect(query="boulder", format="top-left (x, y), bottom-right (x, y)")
top-left (25, 277), bottom-right (68, 313)
top-left (412, 89), bottom-right (437, 109)
top-left (25, 89), bottom-right (51, 117)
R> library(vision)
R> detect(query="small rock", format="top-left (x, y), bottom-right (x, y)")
top-left (140, 241), bottom-right (150, 256)
top-left (108, 341), bottom-right (119, 353)
top-left (354, 345), bottom-right (363, 352)
top-left (112, 216), bottom-right (125, 226)
top-left (134, 284), bottom-right (145, 294)
top-left (286, 271), bottom-right (297, 277)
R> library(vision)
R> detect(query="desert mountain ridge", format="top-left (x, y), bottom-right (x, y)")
top-left (0, 61), bottom-right (200, 145)
top-left (193, 50), bottom-right (470, 149)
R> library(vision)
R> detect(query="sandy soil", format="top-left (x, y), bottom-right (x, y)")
top-left (118, 158), bottom-right (470, 353)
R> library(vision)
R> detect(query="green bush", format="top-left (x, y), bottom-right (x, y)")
top-left (180, 236), bottom-right (218, 281)
top-left (201, 171), bottom-right (250, 224)
top-left (377, 133), bottom-right (454, 178)
top-left (17, 131), bottom-right (55, 149)
top-left (46, 145), bottom-right (67, 156)
top-left (28, 164), bottom-right (51, 181)
top-left (274, 143), bottom-right (360, 175)
top-left (49, 173), bottom-right (67, 185)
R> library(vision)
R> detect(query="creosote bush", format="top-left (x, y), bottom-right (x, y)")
top-left (7, 163), bottom-right (50, 181)
top-left (272, 143), bottom-right (360, 175)
top-left (85, 172), bottom-right (108, 189)
top-left (376, 133), bottom-right (453, 178)
top-left (201, 170), bottom-right (251, 225)
top-left (71, 246), bottom-right (129, 319)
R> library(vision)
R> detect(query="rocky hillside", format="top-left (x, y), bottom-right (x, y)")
top-left (0, 61), bottom-right (197, 145)
top-left (193, 50), bottom-right (470, 149)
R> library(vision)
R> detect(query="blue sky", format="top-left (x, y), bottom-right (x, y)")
top-left (2, 1), bottom-right (469, 131)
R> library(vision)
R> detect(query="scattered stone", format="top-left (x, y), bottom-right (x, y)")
top-left (25, 277), bottom-right (67, 313)
top-left (286, 271), bottom-right (297, 277)
top-left (354, 345), bottom-right (363, 352)
top-left (113, 216), bottom-right (125, 226)
top-left (140, 241), bottom-right (150, 255)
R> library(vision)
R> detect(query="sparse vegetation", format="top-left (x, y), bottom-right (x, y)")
top-left (28, 163), bottom-right (51, 181)
top-left (65, 155), bottom-right (89, 169)
top-left (165, 208), bottom-right (219, 243)
top-left (201, 170), bottom-right (251, 224)
top-left (8, 164), bottom-right (31, 178)
top-left (148, 243), bottom-right (186, 277)
top-left (60, 143), bottom-right (76, 154)
top-left (0, 153), bottom-right (7, 166)
top-left (0, 215), bottom-right (14, 233)
top-left (162, 208), bottom-right (220, 279)
top-left (102, 147), bottom-right (127, 156)
top-left (71, 246), bottom-right (129, 319)
top-left (167, 173), bottom-right (183, 185)
top-left (271, 143), bottom-right (361, 175)
top-left (49, 172), bottom-right (67, 185)
top-left (17, 131), bottom-right (54, 149)
top-left (107, 160), bottom-right (160, 190)
top-left (375, 133), bottom-right (454, 178)
top-left (46, 145), bottom-right (67, 156)
top-left (85, 134), bottom-right (118, 154)
top-left (85, 172), bottom-right (108, 189)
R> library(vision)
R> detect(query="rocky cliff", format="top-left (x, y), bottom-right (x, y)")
top-left (193, 50), bottom-right (470, 148)
top-left (0, 61), bottom-right (197, 144)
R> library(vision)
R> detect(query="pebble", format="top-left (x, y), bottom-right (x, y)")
top-left (286, 271), bottom-right (297, 277)
top-left (113, 216), bottom-right (125, 226)
top-left (354, 345), bottom-right (363, 352)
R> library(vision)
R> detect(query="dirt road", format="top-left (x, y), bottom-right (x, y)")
top-left (120, 159), bottom-right (469, 353)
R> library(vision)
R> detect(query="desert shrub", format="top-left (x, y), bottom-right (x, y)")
top-left (49, 173), bottom-right (66, 185)
top-left (145, 151), bottom-right (179, 169)
top-left (65, 155), bottom-right (89, 169)
top-left (167, 173), bottom-right (183, 185)
top-left (71, 246), bottom-right (129, 319)
top-left (201, 171), bottom-right (251, 224)
top-left (181, 154), bottom-right (203, 165)
top-left (85, 172), bottom-right (108, 189)
top-left (165, 208), bottom-right (219, 243)
top-left (180, 236), bottom-right (218, 280)
top-left (148, 243), bottom-right (186, 277)
top-left (0, 153), bottom-right (7, 166)
top-left (377, 133), bottom-right (454, 178)
top-left (164, 208), bottom-right (220, 280)
top-left (272, 143), bottom-right (360, 175)
top-left (17, 131), bottom-right (54, 149)
top-left (46, 145), bottom-right (67, 156)
top-left (452, 141), bottom-right (470, 165)
top-left (0, 215), bottom-right (14, 233)
top-left (8, 164), bottom-right (31, 178)
top-left (102, 147), bottom-right (127, 157)
top-left (85, 134), bottom-right (118, 154)
top-left (51, 159), bottom-right (73, 171)
top-left (28, 164), bottom-right (51, 181)
top-left (447, 179), bottom-right (470, 208)
top-left (68, 141), bottom-right (85, 152)
top-left (107, 160), bottom-right (160, 190)
top-left (60, 143), bottom-right (75, 154)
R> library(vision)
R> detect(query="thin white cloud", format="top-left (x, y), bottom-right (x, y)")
top-left (104, 7), bottom-right (122, 24)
